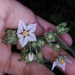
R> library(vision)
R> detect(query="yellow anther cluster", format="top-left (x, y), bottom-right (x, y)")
top-left (60, 59), bottom-right (65, 64)
top-left (23, 31), bottom-right (28, 36)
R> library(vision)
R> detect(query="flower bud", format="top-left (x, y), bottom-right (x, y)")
top-left (37, 39), bottom-right (45, 48)
top-left (2, 30), bottom-right (18, 45)
top-left (36, 52), bottom-right (43, 60)
top-left (45, 31), bottom-right (56, 42)
top-left (56, 22), bottom-right (70, 34)
top-left (28, 52), bottom-right (34, 61)
top-left (32, 42), bottom-right (37, 49)
top-left (53, 43), bottom-right (61, 51)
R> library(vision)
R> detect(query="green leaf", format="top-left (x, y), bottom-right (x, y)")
top-left (50, 14), bottom-right (64, 25)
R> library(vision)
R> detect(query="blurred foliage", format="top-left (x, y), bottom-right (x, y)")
top-left (6, 0), bottom-right (75, 75)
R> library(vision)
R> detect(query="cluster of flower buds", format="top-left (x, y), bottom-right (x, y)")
top-left (56, 22), bottom-right (70, 34)
top-left (2, 30), bottom-right (18, 45)
top-left (2, 20), bottom-right (71, 71)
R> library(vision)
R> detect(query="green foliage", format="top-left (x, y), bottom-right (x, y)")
top-left (2, 30), bottom-right (18, 45)
top-left (56, 22), bottom-right (70, 34)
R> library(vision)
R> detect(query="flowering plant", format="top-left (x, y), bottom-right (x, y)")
top-left (3, 20), bottom-right (72, 71)
top-left (52, 55), bottom-right (72, 71)
top-left (17, 20), bottom-right (37, 47)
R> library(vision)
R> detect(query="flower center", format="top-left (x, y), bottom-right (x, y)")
top-left (60, 59), bottom-right (65, 64)
top-left (23, 31), bottom-right (28, 36)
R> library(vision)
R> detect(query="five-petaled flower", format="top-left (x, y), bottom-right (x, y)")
top-left (52, 56), bottom-right (72, 71)
top-left (17, 20), bottom-right (37, 47)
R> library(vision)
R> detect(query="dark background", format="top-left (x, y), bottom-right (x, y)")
top-left (5, 0), bottom-right (75, 75)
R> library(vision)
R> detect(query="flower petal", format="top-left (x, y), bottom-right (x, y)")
top-left (62, 62), bottom-right (66, 71)
top-left (17, 33), bottom-right (23, 38)
top-left (27, 24), bottom-right (37, 32)
top-left (23, 37), bottom-right (28, 47)
top-left (57, 62), bottom-right (66, 71)
top-left (19, 36), bottom-right (24, 47)
top-left (18, 20), bottom-right (23, 31)
top-left (17, 29), bottom-right (23, 34)
top-left (19, 36), bottom-right (28, 47)
top-left (27, 35), bottom-right (37, 42)
top-left (29, 32), bottom-right (37, 41)
top-left (52, 61), bottom-right (58, 70)
top-left (65, 58), bottom-right (72, 64)
top-left (18, 20), bottom-right (26, 30)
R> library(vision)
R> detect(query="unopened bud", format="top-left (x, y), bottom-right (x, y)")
top-left (37, 39), bottom-right (45, 48)
top-left (28, 52), bottom-right (34, 61)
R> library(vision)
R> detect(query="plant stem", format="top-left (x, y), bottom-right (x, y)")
top-left (29, 42), bottom-right (32, 52)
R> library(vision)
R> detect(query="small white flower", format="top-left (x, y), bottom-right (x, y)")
top-left (28, 52), bottom-right (34, 61)
top-left (17, 20), bottom-right (37, 47)
top-left (52, 56), bottom-right (72, 71)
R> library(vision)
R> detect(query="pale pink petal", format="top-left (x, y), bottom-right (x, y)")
top-left (52, 61), bottom-right (58, 70)
top-left (18, 20), bottom-right (26, 30)
top-left (27, 24), bottom-right (37, 32)
top-left (28, 32), bottom-right (37, 41)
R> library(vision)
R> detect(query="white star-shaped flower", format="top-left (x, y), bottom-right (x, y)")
top-left (52, 56), bottom-right (72, 71)
top-left (17, 20), bottom-right (37, 47)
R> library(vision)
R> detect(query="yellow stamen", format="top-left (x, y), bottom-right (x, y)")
top-left (60, 59), bottom-right (65, 64)
top-left (23, 31), bottom-right (28, 36)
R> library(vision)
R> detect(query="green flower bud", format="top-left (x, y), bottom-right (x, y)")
top-left (48, 42), bottom-right (53, 47)
top-left (34, 51), bottom-right (44, 63)
top-left (2, 30), bottom-right (18, 45)
top-left (53, 43), bottom-right (61, 51)
top-left (45, 31), bottom-right (56, 42)
top-left (37, 39), bottom-right (45, 48)
top-left (36, 52), bottom-right (43, 60)
top-left (25, 52), bottom-right (35, 64)
top-left (32, 42), bottom-right (37, 49)
top-left (56, 22), bottom-right (70, 34)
